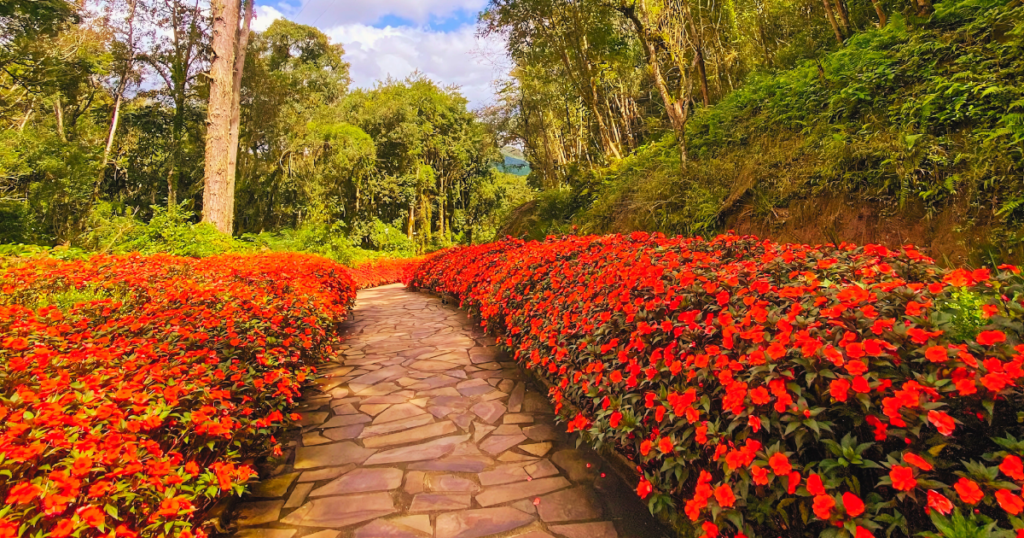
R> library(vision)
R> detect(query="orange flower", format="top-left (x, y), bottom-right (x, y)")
top-left (1000, 455), bottom-right (1024, 481)
top-left (751, 465), bottom-right (769, 485)
top-left (829, 379), bottom-right (850, 402)
top-left (768, 452), bottom-right (792, 475)
top-left (807, 474), bottom-right (826, 495)
top-left (5, 482), bottom-right (41, 505)
top-left (636, 478), bottom-right (653, 499)
top-left (926, 490), bottom-right (953, 515)
top-left (658, 436), bottom-right (674, 454)
top-left (75, 506), bottom-right (105, 528)
top-left (927, 410), bottom-right (956, 436)
top-left (977, 330), bottom-right (1007, 346)
top-left (714, 484), bottom-right (736, 507)
top-left (904, 453), bottom-right (933, 471)
top-left (889, 465), bottom-right (917, 491)
top-left (843, 492), bottom-right (865, 517)
top-left (640, 439), bottom-right (653, 456)
top-left (924, 346), bottom-right (947, 363)
top-left (812, 494), bottom-right (835, 520)
top-left (996, 489), bottom-right (1024, 515)
top-left (954, 478), bottom-right (984, 504)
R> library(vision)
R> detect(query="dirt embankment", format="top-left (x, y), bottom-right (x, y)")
top-left (723, 194), bottom-right (1006, 267)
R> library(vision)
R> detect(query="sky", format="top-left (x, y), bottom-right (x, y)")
top-left (251, 0), bottom-right (509, 109)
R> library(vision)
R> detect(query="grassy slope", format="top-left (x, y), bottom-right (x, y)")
top-left (512, 0), bottom-right (1024, 264)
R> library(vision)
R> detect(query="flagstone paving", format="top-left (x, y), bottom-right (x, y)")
top-left (227, 284), bottom-right (667, 538)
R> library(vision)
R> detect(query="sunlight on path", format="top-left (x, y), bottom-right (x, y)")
top-left (226, 284), bottom-right (667, 538)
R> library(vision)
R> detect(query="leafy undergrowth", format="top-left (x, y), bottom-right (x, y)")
top-left (0, 253), bottom-right (357, 538)
top-left (412, 233), bottom-right (1024, 538)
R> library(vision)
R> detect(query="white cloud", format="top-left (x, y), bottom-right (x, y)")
top-left (252, 5), bottom-right (284, 32)
top-left (327, 23), bottom-right (509, 109)
top-left (252, 0), bottom-right (510, 109)
top-left (269, 0), bottom-right (482, 27)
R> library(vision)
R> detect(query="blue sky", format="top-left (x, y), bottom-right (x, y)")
top-left (252, 0), bottom-right (508, 108)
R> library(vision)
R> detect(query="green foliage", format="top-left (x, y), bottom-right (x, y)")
top-left (506, 0), bottom-right (1024, 262)
top-left (84, 203), bottom-right (246, 257)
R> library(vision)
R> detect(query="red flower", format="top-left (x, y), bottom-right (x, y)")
top-left (889, 465), bottom-right (917, 491)
top-left (904, 453), bottom-right (933, 471)
top-left (855, 527), bottom-right (875, 538)
top-left (829, 379), bottom-right (850, 402)
top-left (787, 471), bottom-right (802, 494)
top-left (812, 494), bottom-right (835, 520)
top-left (49, 520), bottom-right (75, 538)
top-left (750, 386), bottom-right (771, 405)
top-left (954, 478), bottom-right (984, 504)
top-left (76, 506), bottom-right (105, 528)
top-left (751, 465), bottom-right (769, 485)
top-left (924, 346), bottom-right (947, 363)
top-left (640, 440), bottom-right (653, 456)
top-left (701, 521), bottom-right (719, 538)
top-left (996, 489), bottom-right (1024, 515)
top-left (5, 482), bottom-right (41, 505)
top-left (807, 474), bottom-right (826, 495)
top-left (928, 410), bottom-right (956, 436)
top-left (977, 330), bottom-right (1007, 346)
top-left (658, 436), bottom-right (674, 454)
top-left (843, 492), bottom-right (865, 517)
top-left (714, 484), bottom-right (736, 508)
top-left (0, 519), bottom-right (17, 538)
top-left (610, 411), bottom-right (622, 428)
top-left (1001, 455), bottom-right (1024, 481)
top-left (769, 452), bottom-right (792, 475)
top-left (926, 490), bottom-right (953, 515)
top-left (636, 478), bottom-right (653, 499)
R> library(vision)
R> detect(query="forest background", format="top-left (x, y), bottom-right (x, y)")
top-left (1, 0), bottom-right (1023, 264)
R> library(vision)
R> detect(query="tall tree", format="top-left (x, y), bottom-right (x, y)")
top-left (201, 0), bottom-right (240, 233)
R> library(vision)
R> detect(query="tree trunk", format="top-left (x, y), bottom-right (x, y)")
top-left (835, 0), bottom-right (852, 34)
top-left (95, 94), bottom-right (123, 199)
top-left (53, 96), bottom-right (66, 142)
top-left (225, 0), bottom-right (254, 230)
top-left (407, 202), bottom-right (414, 240)
top-left (202, 0), bottom-right (241, 234)
top-left (822, 0), bottom-right (846, 44)
top-left (18, 99), bottom-right (34, 131)
top-left (870, 0), bottom-right (888, 25)
top-left (618, 2), bottom-right (690, 164)
top-left (695, 45), bottom-right (710, 106)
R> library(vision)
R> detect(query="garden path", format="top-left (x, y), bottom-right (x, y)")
top-left (227, 284), bottom-right (667, 538)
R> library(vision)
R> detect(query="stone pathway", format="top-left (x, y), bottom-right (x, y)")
top-left (228, 284), bottom-right (667, 538)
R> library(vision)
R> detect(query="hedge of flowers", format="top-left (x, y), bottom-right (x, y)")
top-left (0, 252), bottom-right (356, 538)
top-left (347, 256), bottom-right (433, 289)
top-left (410, 233), bottom-right (1024, 538)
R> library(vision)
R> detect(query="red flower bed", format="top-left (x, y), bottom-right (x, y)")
top-left (348, 255), bottom-right (437, 289)
top-left (411, 233), bottom-right (1024, 537)
top-left (0, 253), bottom-right (356, 538)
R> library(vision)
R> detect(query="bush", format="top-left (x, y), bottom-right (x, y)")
top-left (0, 252), bottom-right (357, 538)
top-left (84, 203), bottom-right (246, 257)
top-left (411, 233), bottom-right (1024, 538)
top-left (347, 255), bottom-right (436, 289)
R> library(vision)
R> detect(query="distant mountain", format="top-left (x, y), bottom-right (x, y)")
top-left (495, 146), bottom-right (531, 176)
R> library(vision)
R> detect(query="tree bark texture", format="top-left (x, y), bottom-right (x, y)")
top-left (202, 0), bottom-right (241, 234)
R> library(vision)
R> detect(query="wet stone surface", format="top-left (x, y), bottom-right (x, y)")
top-left (226, 284), bottom-right (667, 538)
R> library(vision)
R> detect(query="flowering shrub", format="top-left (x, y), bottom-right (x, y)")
top-left (347, 255), bottom-right (438, 289)
top-left (411, 233), bottom-right (1024, 538)
top-left (0, 253), bottom-right (356, 538)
